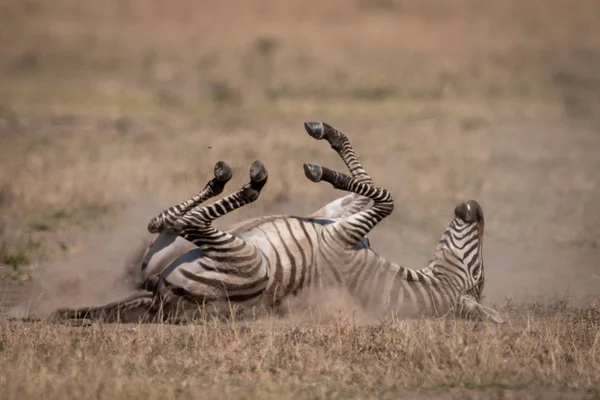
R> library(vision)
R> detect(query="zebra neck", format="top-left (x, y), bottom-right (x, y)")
top-left (389, 261), bottom-right (464, 317)
top-left (426, 250), bottom-right (473, 294)
top-left (344, 251), bottom-right (461, 316)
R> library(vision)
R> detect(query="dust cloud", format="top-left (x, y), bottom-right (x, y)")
top-left (263, 287), bottom-right (383, 328)
top-left (7, 201), bottom-right (159, 318)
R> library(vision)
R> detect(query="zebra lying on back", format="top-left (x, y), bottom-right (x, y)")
top-left (52, 122), bottom-right (503, 324)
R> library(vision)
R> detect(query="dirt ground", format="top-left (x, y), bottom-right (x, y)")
top-left (1, 0), bottom-right (599, 398)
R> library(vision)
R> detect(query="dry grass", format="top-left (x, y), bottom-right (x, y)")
top-left (1, 302), bottom-right (600, 400)
top-left (1, 0), bottom-right (600, 398)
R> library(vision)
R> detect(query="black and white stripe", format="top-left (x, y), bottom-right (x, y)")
top-left (146, 161), bottom-right (233, 234)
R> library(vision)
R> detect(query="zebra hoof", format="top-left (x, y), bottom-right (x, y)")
top-left (304, 122), bottom-right (325, 140)
top-left (250, 160), bottom-right (268, 184)
top-left (303, 163), bottom-right (323, 182)
top-left (213, 161), bottom-right (233, 183)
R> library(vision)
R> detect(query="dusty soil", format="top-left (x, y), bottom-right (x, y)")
top-left (0, 0), bottom-right (599, 398)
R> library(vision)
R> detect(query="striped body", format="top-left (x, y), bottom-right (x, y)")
top-left (140, 214), bottom-right (371, 318)
top-left (138, 201), bottom-right (492, 322)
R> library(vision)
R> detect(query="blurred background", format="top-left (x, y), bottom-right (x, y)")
top-left (0, 0), bottom-right (599, 313)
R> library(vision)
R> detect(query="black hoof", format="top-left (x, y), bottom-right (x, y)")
top-left (303, 163), bottom-right (323, 182)
top-left (250, 160), bottom-right (268, 184)
top-left (213, 161), bottom-right (233, 183)
top-left (454, 200), bottom-right (483, 223)
top-left (304, 122), bottom-right (325, 139)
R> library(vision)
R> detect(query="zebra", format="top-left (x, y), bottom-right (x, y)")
top-left (52, 122), bottom-right (503, 324)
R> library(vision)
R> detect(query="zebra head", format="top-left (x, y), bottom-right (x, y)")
top-left (433, 200), bottom-right (486, 301)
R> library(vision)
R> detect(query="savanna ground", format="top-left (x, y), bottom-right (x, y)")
top-left (1, 0), bottom-right (600, 398)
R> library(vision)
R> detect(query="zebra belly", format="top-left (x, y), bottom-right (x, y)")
top-left (140, 234), bottom-right (197, 284)
top-left (139, 215), bottom-right (372, 311)
top-left (239, 217), bottom-right (321, 306)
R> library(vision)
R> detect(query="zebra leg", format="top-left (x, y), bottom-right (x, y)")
top-left (304, 122), bottom-right (373, 219)
top-left (304, 164), bottom-right (393, 249)
top-left (457, 294), bottom-right (505, 324)
top-left (304, 122), bottom-right (373, 186)
top-left (146, 161), bottom-right (233, 233)
top-left (50, 291), bottom-right (157, 324)
top-left (172, 160), bottom-right (268, 235)
top-left (153, 161), bottom-right (271, 319)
